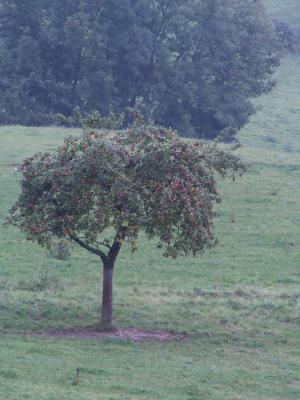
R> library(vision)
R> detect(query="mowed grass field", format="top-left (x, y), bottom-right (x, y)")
top-left (1, 3), bottom-right (300, 400)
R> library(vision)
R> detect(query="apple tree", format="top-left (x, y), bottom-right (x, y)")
top-left (8, 120), bottom-right (245, 329)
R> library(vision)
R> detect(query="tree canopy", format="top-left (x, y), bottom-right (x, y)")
top-left (0, 0), bottom-right (282, 140)
top-left (8, 119), bottom-right (245, 327)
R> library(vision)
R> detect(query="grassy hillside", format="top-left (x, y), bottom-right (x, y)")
top-left (264, 0), bottom-right (300, 26)
top-left (0, 2), bottom-right (299, 399)
top-left (239, 1), bottom-right (300, 152)
top-left (1, 118), bottom-right (300, 398)
top-left (239, 54), bottom-right (300, 153)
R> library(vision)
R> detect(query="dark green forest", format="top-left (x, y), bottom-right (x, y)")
top-left (0, 0), bottom-right (282, 139)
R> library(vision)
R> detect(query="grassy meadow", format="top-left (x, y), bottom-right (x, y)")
top-left (0, 2), bottom-right (300, 399)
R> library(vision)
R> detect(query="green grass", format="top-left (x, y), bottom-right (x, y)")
top-left (264, 0), bottom-right (300, 26)
top-left (239, 54), bottom-right (300, 153)
top-left (1, 110), bottom-right (300, 398)
top-left (1, 3), bottom-right (300, 399)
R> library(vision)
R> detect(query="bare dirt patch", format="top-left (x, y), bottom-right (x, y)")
top-left (31, 328), bottom-right (187, 343)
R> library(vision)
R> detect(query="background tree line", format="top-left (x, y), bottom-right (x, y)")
top-left (0, 0), bottom-right (283, 140)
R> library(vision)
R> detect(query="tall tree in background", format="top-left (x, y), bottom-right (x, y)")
top-left (0, 0), bottom-right (282, 140)
top-left (0, 0), bottom-right (112, 123)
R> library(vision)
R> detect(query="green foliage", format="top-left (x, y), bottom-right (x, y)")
top-left (8, 121), bottom-right (245, 261)
top-left (0, 0), bottom-right (282, 140)
top-left (57, 108), bottom-right (125, 131)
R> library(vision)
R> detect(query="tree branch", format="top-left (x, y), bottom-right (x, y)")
top-left (77, 236), bottom-right (112, 251)
top-left (70, 235), bottom-right (107, 260)
top-left (95, 241), bottom-right (112, 250)
top-left (108, 227), bottom-right (128, 263)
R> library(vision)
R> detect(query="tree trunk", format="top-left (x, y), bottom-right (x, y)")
top-left (101, 262), bottom-right (114, 330)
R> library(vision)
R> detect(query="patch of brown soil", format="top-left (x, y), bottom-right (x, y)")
top-left (33, 328), bottom-right (187, 343)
